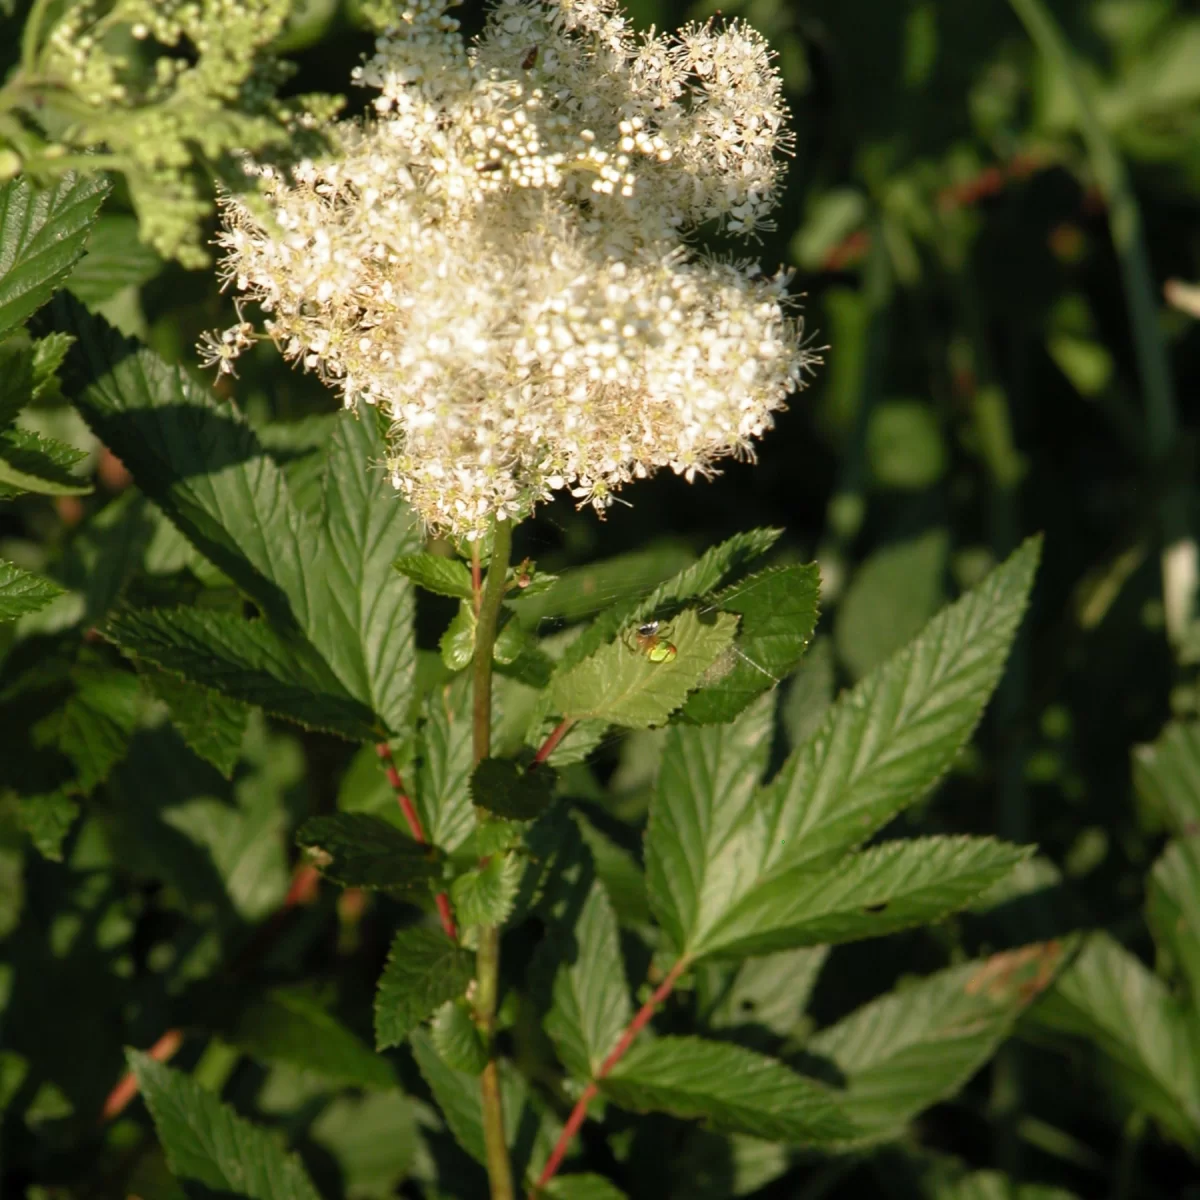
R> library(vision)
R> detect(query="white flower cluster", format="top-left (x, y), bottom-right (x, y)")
top-left (209, 0), bottom-right (818, 538)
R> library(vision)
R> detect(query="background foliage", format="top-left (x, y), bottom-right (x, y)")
top-left (1, 0), bottom-right (1199, 1197)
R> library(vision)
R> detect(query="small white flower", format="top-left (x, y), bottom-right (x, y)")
top-left (208, 0), bottom-right (819, 538)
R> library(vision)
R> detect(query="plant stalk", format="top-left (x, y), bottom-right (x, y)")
top-left (533, 956), bottom-right (690, 1194)
top-left (472, 517), bottom-right (516, 1200)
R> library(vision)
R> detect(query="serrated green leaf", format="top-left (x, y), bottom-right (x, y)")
top-left (543, 880), bottom-right (631, 1079)
top-left (0, 333), bottom-right (33, 429)
top-left (0, 558), bottom-right (64, 622)
top-left (682, 562), bottom-right (820, 724)
top-left (105, 607), bottom-right (380, 740)
top-left (1029, 933), bottom-right (1200, 1149)
top-left (63, 302), bottom-right (315, 630)
top-left (441, 601), bottom-right (477, 671)
top-left (543, 1176), bottom-right (629, 1199)
top-left (834, 530), bottom-right (949, 680)
top-left (395, 552), bottom-right (474, 599)
top-left (104, 720), bottom-right (295, 923)
top-left (644, 696), bottom-right (774, 954)
top-left (0, 425), bottom-right (91, 496)
top-left (375, 925), bottom-right (474, 1050)
top-left (66, 213), bottom-right (164, 305)
top-left (451, 852), bottom-right (523, 928)
top-left (34, 667), bottom-right (141, 794)
top-left (762, 537), bottom-right (1039, 872)
top-left (574, 813), bottom-right (650, 927)
top-left (31, 331), bottom-right (74, 402)
top-left (63, 306), bottom-right (420, 732)
top-left (648, 540), bottom-right (1040, 960)
top-left (704, 946), bottom-right (828, 1039)
top-left (471, 757), bottom-right (555, 821)
top-left (1147, 837), bottom-right (1200, 1000)
top-left (431, 999), bottom-right (489, 1074)
top-left (129, 1051), bottom-right (322, 1200)
top-left (550, 608), bottom-right (738, 729)
top-left (695, 836), bottom-right (1030, 959)
top-left (808, 945), bottom-right (1067, 1141)
top-left (297, 813), bottom-right (440, 897)
top-left (0, 173), bottom-right (109, 337)
top-left (230, 986), bottom-right (395, 1090)
top-left (601, 1036), bottom-right (855, 1143)
top-left (417, 673), bottom-right (477, 851)
top-left (1134, 720), bottom-right (1200, 833)
top-left (494, 616), bottom-right (538, 665)
top-left (411, 1028), bottom-right (560, 1181)
top-left (307, 1091), bottom-right (417, 1200)
top-left (16, 788), bottom-right (79, 861)
top-left (552, 529), bottom-right (781, 679)
top-left (140, 665), bottom-right (250, 778)
top-left (315, 408), bottom-right (421, 733)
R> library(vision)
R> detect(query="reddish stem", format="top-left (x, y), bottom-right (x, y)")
top-left (375, 742), bottom-right (458, 940)
top-left (531, 718), bottom-right (575, 768)
top-left (533, 957), bottom-right (689, 1194)
top-left (101, 1029), bottom-right (183, 1122)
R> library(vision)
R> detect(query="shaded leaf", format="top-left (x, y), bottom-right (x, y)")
top-left (682, 562), bottom-right (820, 724)
top-left (105, 607), bottom-right (380, 741)
top-left (1134, 720), bottom-right (1200, 834)
top-left (31, 666), bottom-right (142, 793)
top-left (808, 945), bottom-right (1067, 1141)
top-left (1147, 836), bottom-right (1200, 1001)
top-left (411, 1029), bottom-right (559, 1181)
top-left (230, 987), bottom-right (395, 1090)
top-left (543, 881), bottom-right (632, 1079)
top-left (1029, 933), bottom-right (1200, 1149)
top-left (140, 665), bottom-right (250, 778)
top-left (544, 1176), bottom-right (630, 1199)
top-left (16, 789), bottom-right (79, 862)
top-left (602, 1036), bottom-right (855, 1142)
top-left (297, 813), bottom-right (440, 897)
top-left (63, 306), bottom-right (420, 732)
top-left (834, 529), bottom-right (949, 681)
top-left (471, 757), bottom-right (555, 821)
top-left (130, 1051), bottom-right (321, 1200)
top-left (781, 636), bottom-right (834, 753)
top-left (705, 946), bottom-right (828, 1040)
top-left (66, 213), bottom-right (163, 305)
top-left (375, 925), bottom-right (474, 1050)
top-left (0, 332), bottom-right (33, 428)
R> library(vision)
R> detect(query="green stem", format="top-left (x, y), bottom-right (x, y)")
top-left (1008, 0), bottom-right (1193, 651)
top-left (20, 0), bottom-right (57, 75)
top-left (471, 517), bottom-right (515, 1200)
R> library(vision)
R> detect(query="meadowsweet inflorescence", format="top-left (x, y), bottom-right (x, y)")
top-left (209, 0), bottom-right (819, 538)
